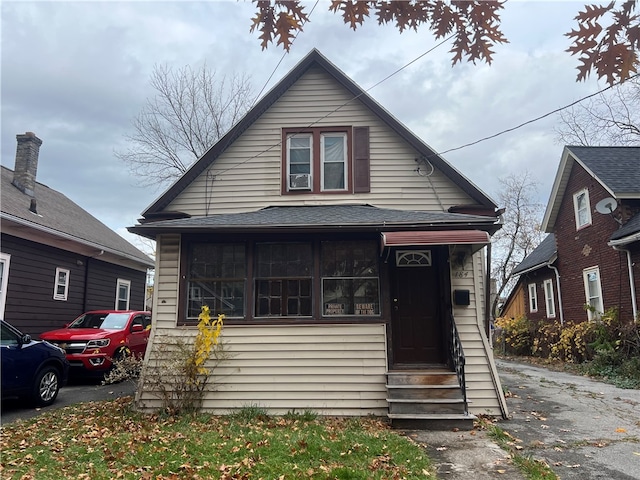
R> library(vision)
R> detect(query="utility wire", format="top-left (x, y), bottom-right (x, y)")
top-left (214, 35), bottom-right (453, 177)
top-left (437, 72), bottom-right (640, 157)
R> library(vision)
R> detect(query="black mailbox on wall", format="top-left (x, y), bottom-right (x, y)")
top-left (454, 289), bottom-right (470, 306)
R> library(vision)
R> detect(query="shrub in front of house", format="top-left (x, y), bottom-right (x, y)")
top-left (494, 315), bottom-right (534, 356)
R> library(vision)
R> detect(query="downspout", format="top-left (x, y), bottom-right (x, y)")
top-left (613, 246), bottom-right (638, 320)
top-left (548, 264), bottom-right (564, 325)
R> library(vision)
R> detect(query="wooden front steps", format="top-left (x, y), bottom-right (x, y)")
top-left (386, 370), bottom-right (475, 430)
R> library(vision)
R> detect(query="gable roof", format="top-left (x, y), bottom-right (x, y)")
top-left (542, 146), bottom-right (640, 231)
top-left (141, 49), bottom-right (497, 219)
top-left (511, 234), bottom-right (557, 276)
top-left (1, 165), bottom-right (153, 270)
top-left (130, 204), bottom-right (499, 238)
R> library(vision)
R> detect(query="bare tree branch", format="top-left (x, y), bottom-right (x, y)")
top-left (555, 75), bottom-right (640, 146)
top-left (491, 172), bottom-right (545, 318)
top-left (116, 63), bottom-right (254, 188)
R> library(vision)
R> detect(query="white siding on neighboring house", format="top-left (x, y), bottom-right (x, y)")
top-left (166, 67), bottom-right (474, 216)
top-left (137, 323), bottom-right (388, 416)
top-left (451, 247), bottom-right (507, 417)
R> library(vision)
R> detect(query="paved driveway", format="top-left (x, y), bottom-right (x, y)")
top-left (496, 359), bottom-right (640, 480)
top-left (1, 379), bottom-right (136, 425)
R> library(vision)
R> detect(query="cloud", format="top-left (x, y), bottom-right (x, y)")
top-left (2, 0), bottom-right (603, 239)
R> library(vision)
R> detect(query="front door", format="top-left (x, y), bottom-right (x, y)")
top-left (390, 249), bottom-right (444, 366)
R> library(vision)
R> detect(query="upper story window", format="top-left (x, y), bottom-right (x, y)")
top-left (573, 188), bottom-right (592, 229)
top-left (283, 126), bottom-right (370, 194)
top-left (528, 283), bottom-right (537, 313)
top-left (53, 267), bottom-right (70, 301)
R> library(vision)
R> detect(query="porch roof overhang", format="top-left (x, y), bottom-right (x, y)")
top-left (381, 230), bottom-right (491, 254)
top-left (129, 204), bottom-right (501, 239)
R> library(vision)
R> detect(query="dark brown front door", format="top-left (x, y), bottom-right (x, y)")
top-left (390, 250), bottom-right (444, 366)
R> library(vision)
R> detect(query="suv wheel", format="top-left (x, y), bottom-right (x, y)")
top-left (32, 367), bottom-right (60, 407)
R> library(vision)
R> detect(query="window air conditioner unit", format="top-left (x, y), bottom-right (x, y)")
top-left (289, 173), bottom-right (311, 190)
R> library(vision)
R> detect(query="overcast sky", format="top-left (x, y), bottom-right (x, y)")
top-left (2, 1), bottom-right (605, 253)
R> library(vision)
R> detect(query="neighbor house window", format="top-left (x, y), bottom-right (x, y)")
top-left (583, 266), bottom-right (604, 320)
top-left (321, 240), bottom-right (380, 316)
top-left (255, 243), bottom-right (312, 317)
top-left (187, 243), bottom-right (246, 320)
top-left (0, 252), bottom-right (10, 318)
top-left (543, 279), bottom-right (556, 318)
top-left (116, 279), bottom-right (131, 310)
top-left (573, 189), bottom-right (592, 229)
top-left (53, 268), bottom-right (70, 301)
top-left (528, 283), bottom-right (538, 313)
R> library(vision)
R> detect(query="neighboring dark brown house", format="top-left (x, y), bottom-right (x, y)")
top-left (511, 146), bottom-right (640, 325)
top-left (502, 234), bottom-right (561, 323)
top-left (1, 132), bottom-right (154, 337)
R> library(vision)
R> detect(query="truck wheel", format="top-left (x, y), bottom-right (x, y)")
top-left (32, 366), bottom-right (60, 407)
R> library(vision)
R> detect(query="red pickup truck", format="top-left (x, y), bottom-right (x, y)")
top-left (40, 310), bottom-right (151, 376)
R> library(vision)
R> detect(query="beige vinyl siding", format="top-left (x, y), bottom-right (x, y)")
top-left (167, 66), bottom-right (474, 216)
top-left (451, 247), bottom-right (507, 416)
top-left (152, 234), bottom-right (181, 329)
top-left (137, 323), bottom-right (389, 416)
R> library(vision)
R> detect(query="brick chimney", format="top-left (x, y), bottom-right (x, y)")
top-left (13, 132), bottom-right (43, 197)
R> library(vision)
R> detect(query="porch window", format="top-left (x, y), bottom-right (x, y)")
top-left (53, 268), bottom-right (70, 301)
top-left (528, 283), bottom-right (537, 313)
top-left (321, 240), bottom-right (380, 316)
top-left (187, 243), bottom-right (246, 319)
top-left (573, 189), bottom-right (592, 229)
top-left (583, 266), bottom-right (604, 320)
top-left (543, 279), bottom-right (555, 318)
top-left (255, 243), bottom-right (312, 317)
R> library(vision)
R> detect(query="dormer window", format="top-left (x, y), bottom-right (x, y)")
top-left (573, 188), bottom-right (592, 229)
top-left (282, 127), bottom-right (370, 194)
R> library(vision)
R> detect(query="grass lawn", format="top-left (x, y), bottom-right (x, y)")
top-left (0, 397), bottom-right (435, 479)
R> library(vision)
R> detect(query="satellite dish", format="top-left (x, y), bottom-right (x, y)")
top-left (595, 197), bottom-right (618, 214)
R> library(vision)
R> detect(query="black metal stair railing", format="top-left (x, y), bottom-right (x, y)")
top-left (449, 311), bottom-right (468, 415)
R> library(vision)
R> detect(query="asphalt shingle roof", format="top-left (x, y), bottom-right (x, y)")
top-left (511, 234), bottom-right (557, 275)
top-left (610, 211), bottom-right (640, 241)
top-left (1, 165), bottom-right (153, 266)
top-left (567, 146), bottom-right (640, 196)
top-left (131, 204), bottom-right (497, 234)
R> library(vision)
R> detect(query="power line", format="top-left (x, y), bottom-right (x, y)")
top-left (214, 36), bottom-right (453, 177)
top-left (437, 73), bottom-right (640, 157)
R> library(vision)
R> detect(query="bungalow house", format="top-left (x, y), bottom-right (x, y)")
top-left (1, 132), bottom-right (154, 336)
top-left (130, 49), bottom-right (509, 423)
top-left (509, 146), bottom-right (640, 325)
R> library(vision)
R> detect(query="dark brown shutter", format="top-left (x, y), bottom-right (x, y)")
top-left (353, 126), bottom-right (370, 193)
